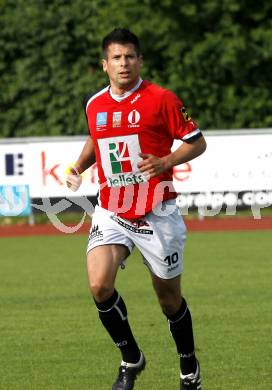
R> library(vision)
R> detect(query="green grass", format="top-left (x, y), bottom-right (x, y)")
top-left (0, 231), bottom-right (271, 389)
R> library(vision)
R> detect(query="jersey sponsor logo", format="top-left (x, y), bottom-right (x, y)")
top-left (109, 142), bottom-right (132, 174)
top-left (97, 135), bottom-right (147, 188)
top-left (112, 111), bottom-right (122, 128)
top-left (128, 109), bottom-right (140, 127)
top-left (181, 107), bottom-right (191, 122)
top-left (111, 215), bottom-right (153, 235)
top-left (130, 93), bottom-right (141, 104)
top-left (108, 172), bottom-right (146, 187)
top-left (96, 112), bottom-right (108, 130)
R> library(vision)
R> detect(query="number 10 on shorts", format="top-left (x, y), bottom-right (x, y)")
top-left (164, 252), bottom-right (179, 266)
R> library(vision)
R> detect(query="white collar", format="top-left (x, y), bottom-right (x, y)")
top-left (109, 78), bottom-right (143, 102)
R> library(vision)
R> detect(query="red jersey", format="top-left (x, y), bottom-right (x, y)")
top-left (84, 80), bottom-right (201, 219)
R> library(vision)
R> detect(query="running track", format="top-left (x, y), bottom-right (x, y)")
top-left (1, 217), bottom-right (272, 237)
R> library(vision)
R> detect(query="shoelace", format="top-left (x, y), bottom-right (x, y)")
top-left (117, 366), bottom-right (137, 384)
top-left (120, 366), bottom-right (127, 375)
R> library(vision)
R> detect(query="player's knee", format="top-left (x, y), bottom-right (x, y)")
top-left (159, 296), bottom-right (182, 316)
top-left (90, 282), bottom-right (114, 303)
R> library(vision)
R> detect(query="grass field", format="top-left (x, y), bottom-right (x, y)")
top-left (0, 231), bottom-right (271, 390)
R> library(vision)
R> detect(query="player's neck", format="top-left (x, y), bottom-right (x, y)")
top-left (110, 77), bottom-right (142, 96)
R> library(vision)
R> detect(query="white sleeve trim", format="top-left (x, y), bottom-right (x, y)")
top-left (86, 86), bottom-right (109, 111)
top-left (182, 128), bottom-right (201, 140)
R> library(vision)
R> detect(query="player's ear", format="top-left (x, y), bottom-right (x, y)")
top-left (102, 58), bottom-right (107, 73)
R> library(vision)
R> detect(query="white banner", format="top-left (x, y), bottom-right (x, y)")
top-left (0, 131), bottom-right (272, 197)
top-left (173, 132), bottom-right (272, 192)
top-left (0, 139), bottom-right (98, 197)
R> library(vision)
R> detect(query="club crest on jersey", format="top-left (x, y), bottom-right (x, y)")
top-left (112, 112), bottom-right (122, 128)
top-left (181, 107), bottom-right (191, 122)
top-left (96, 112), bottom-right (108, 130)
top-left (128, 109), bottom-right (140, 128)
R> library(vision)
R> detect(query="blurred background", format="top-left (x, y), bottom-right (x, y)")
top-left (1, 0), bottom-right (272, 137)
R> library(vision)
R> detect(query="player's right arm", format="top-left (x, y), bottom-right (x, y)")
top-left (66, 136), bottom-right (96, 191)
top-left (73, 135), bottom-right (96, 174)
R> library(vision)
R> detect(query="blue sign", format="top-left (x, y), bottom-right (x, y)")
top-left (96, 112), bottom-right (108, 126)
top-left (0, 185), bottom-right (31, 216)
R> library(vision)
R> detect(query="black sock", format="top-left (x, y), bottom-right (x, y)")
top-left (166, 298), bottom-right (197, 375)
top-left (94, 290), bottom-right (141, 364)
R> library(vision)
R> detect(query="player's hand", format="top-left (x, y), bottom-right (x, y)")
top-left (137, 153), bottom-right (168, 179)
top-left (66, 167), bottom-right (82, 192)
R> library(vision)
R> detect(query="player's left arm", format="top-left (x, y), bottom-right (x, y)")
top-left (138, 135), bottom-right (206, 179)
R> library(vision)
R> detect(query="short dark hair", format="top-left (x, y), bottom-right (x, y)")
top-left (102, 28), bottom-right (141, 57)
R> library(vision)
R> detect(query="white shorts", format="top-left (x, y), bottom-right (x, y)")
top-left (86, 199), bottom-right (187, 279)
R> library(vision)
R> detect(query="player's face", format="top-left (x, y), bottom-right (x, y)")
top-left (102, 43), bottom-right (142, 94)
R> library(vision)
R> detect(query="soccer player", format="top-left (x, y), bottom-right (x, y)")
top-left (66, 28), bottom-right (206, 390)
